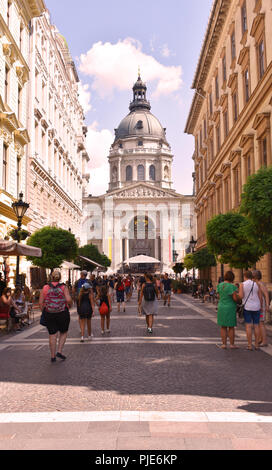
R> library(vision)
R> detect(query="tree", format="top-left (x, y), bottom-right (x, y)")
top-left (77, 244), bottom-right (111, 272)
top-left (173, 263), bottom-right (185, 278)
top-left (240, 166), bottom-right (272, 252)
top-left (183, 253), bottom-right (195, 271)
top-left (206, 212), bottom-right (264, 269)
top-left (193, 247), bottom-right (216, 270)
top-left (26, 226), bottom-right (78, 271)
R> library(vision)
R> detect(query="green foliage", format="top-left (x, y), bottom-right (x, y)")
top-left (206, 212), bottom-right (264, 269)
top-left (8, 228), bottom-right (30, 242)
top-left (193, 247), bottom-right (216, 270)
top-left (240, 166), bottom-right (272, 252)
top-left (183, 253), bottom-right (195, 271)
top-left (26, 226), bottom-right (78, 270)
top-left (77, 244), bottom-right (111, 272)
top-left (173, 263), bottom-right (185, 275)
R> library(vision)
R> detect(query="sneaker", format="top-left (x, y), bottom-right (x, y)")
top-left (56, 352), bottom-right (66, 361)
top-left (147, 328), bottom-right (153, 334)
top-left (106, 329), bottom-right (111, 334)
top-left (101, 330), bottom-right (105, 335)
top-left (80, 336), bottom-right (84, 343)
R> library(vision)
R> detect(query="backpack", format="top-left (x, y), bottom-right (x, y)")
top-left (44, 283), bottom-right (66, 313)
top-left (99, 301), bottom-right (109, 316)
top-left (143, 283), bottom-right (156, 302)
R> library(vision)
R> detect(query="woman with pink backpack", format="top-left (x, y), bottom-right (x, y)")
top-left (39, 270), bottom-right (72, 363)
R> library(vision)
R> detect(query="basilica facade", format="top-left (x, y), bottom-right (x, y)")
top-left (82, 75), bottom-right (195, 273)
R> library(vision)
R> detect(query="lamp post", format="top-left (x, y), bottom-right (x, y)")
top-left (12, 192), bottom-right (29, 287)
top-left (189, 236), bottom-right (197, 281)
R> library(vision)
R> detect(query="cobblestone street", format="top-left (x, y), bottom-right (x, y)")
top-left (1, 292), bottom-right (272, 450)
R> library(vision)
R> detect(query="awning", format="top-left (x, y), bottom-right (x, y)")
top-left (124, 255), bottom-right (161, 264)
top-left (78, 255), bottom-right (105, 269)
top-left (61, 261), bottom-right (81, 269)
top-left (0, 240), bottom-right (42, 257)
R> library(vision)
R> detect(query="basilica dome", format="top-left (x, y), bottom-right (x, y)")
top-left (114, 74), bottom-right (168, 143)
top-left (115, 110), bottom-right (166, 140)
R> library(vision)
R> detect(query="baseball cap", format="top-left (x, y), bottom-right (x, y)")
top-left (83, 283), bottom-right (91, 290)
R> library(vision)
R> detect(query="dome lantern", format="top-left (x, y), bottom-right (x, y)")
top-left (129, 72), bottom-right (151, 112)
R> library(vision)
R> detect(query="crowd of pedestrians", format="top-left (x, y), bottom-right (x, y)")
top-left (2, 264), bottom-right (271, 363)
top-left (36, 270), bottom-right (175, 362)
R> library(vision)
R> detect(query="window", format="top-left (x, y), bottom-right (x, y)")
top-left (232, 92), bottom-right (238, 123)
top-left (223, 110), bottom-right (229, 139)
top-left (216, 124), bottom-right (221, 154)
top-left (261, 137), bottom-right (267, 167)
top-left (241, 2), bottom-right (247, 34)
top-left (215, 75), bottom-right (219, 101)
top-left (231, 31), bottom-right (236, 61)
top-left (258, 40), bottom-right (265, 78)
top-left (137, 165), bottom-right (145, 181)
top-left (246, 154), bottom-right (251, 178)
top-left (149, 165), bottom-right (155, 181)
top-left (5, 66), bottom-right (10, 104)
top-left (112, 166), bottom-right (118, 182)
top-left (244, 69), bottom-right (250, 103)
top-left (222, 54), bottom-right (227, 82)
top-left (126, 165), bottom-right (132, 181)
top-left (16, 157), bottom-right (21, 196)
top-left (18, 85), bottom-right (23, 123)
top-left (2, 144), bottom-right (8, 191)
top-left (209, 93), bottom-right (213, 115)
top-left (138, 140), bottom-right (143, 146)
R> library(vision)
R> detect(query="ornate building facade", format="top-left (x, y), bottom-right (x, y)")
top-left (26, 9), bottom-right (90, 241)
top-left (185, 0), bottom-right (272, 285)
top-left (83, 75), bottom-right (195, 273)
top-left (0, 0), bottom-right (45, 284)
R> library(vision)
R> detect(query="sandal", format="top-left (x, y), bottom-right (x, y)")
top-left (259, 343), bottom-right (268, 347)
top-left (246, 346), bottom-right (253, 351)
top-left (216, 344), bottom-right (227, 349)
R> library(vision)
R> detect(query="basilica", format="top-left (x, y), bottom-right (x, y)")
top-left (82, 74), bottom-right (195, 273)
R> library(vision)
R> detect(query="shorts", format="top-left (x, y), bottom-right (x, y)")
top-left (44, 309), bottom-right (70, 335)
top-left (164, 290), bottom-right (171, 296)
top-left (116, 290), bottom-right (125, 303)
top-left (243, 309), bottom-right (260, 325)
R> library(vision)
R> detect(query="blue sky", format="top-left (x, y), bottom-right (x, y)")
top-left (45, 0), bottom-right (214, 196)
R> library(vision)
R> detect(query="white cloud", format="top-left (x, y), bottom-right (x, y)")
top-left (79, 37), bottom-right (182, 99)
top-left (85, 122), bottom-right (114, 195)
top-left (160, 44), bottom-right (175, 58)
top-left (78, 81), bottom-right (92, 114)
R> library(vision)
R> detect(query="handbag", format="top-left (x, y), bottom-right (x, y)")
top-left (40, 308), bottom-right (47, 327)
top-left (99, 302), bottom-right (109, 316)
top-left (237, 281), bottom-right (254, 318)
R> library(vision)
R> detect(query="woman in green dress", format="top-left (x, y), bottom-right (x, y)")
top-left (216, 271), bottom-right (241, 349)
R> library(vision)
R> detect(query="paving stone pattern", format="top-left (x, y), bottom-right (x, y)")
top-left (1, 292), bottom-right (272, 450)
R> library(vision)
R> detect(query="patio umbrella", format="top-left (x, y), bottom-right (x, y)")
top-left (0, 240), bottom-right (42, 257)
top-left (124, 255), bottom-right (161, 264)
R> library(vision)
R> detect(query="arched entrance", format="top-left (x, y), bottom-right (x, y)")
top-left (128, 216), bottom-right (155, 259)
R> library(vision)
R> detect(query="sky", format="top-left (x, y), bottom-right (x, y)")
top-left (45, 0), bottom-right (214, 196)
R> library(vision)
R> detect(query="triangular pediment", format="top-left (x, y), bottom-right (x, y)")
top-left (106, 182), bottom-right (182, 199)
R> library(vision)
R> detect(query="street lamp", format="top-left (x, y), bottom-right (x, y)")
top-left (189, 236), bottom-right (197, 281)
top-left (12, 192), bottom-right (29, 287)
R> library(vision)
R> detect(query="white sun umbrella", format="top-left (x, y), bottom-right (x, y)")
top-left (124, 255), bottom-right (161, 264)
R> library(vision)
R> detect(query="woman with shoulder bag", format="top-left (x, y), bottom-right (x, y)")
top-left (239, 271), bottom-right (263, 351)
top-left (216, 271), bottom-right (241, 349)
